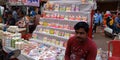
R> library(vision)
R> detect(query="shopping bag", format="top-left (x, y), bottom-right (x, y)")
top-left (104, 26), bottom-right (113, 34)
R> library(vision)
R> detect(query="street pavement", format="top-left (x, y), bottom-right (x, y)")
top-left (92, 26), bottom-right (112, 51)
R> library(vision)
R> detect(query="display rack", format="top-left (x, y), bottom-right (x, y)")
top-left (31, 0), bottom-right (96, 50)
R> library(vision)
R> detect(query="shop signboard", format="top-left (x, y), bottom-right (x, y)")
top-left (8, 0), bottom-right (40, 7)
top-left (24, 0), bottom-right (40, 7)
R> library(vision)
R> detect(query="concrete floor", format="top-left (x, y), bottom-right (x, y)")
top-left (92, 26), bottom-right (113, 51)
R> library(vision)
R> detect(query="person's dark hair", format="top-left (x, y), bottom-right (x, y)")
top-left (74, 22), bottom-right (89, 33)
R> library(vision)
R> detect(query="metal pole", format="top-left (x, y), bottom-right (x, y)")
top-left (116, 1), bottom-right (120, 14)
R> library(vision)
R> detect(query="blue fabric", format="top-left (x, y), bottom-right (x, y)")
top-left (115, 17), bottom-right (120, 24)
top-left (113, 24), bottom-right (120, 33)
top-left (94, 13), bottom-right (102, 23)
top-left (30, 10), bottom-right (36, 17)
top-left (113, 17), bottom-right (120, 33)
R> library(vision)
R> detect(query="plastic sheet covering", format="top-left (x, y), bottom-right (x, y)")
top-left (3, 47), bottom-right (35, 60)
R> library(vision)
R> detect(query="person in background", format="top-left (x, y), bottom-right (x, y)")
top-left (17, 11), bottom-right (25, 21)
top-left (6, 11), bottom-right (16, 26)
top-left (65, 22), bottom-right (97, 60)
top-left (28, 16), bottom-right (37, 34)
top-left (113, 13), bottom-right (120, 34)
top-left (16, 11), bottom-right (27, 28)
top-left (12, 7), bottom-right (18, 22)
top-left (30, 7), bottom-right (37, 17)
top-left (35, 14), bottom-right (40, 26)
top-left (103, 11), bottom-right (112, 27)
top-left (2, 9), bottom-right (8, 24)
top-left (101, 12), bottom-right (104, 19)
top-left (93, 10), bottom-right (102, 33)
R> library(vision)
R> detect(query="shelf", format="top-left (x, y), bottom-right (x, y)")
top-left (7, 28), bottom-right (26, 33)
top-left (32, 0), bottom-right (93, 55)
top-left (40, 18), bottom-right (88, 23)
top-left (30, 39), bottom-right (66, 50)
top-left (37, 25), bottom-right (74, 33)
top-left (44, 11), bottom-right (90, 15)
top-left (49, 1), bottom-right (94, 5)
top-left (34, 32), bottom-right (69, 40)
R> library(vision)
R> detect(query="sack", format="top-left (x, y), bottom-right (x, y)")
top-left (104, 26), bottom-right (113, 34)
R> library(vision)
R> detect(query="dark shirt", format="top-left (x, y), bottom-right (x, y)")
top-left (6, 18), bottom-right (16, 25)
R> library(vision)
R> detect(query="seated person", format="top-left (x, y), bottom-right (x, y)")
top-left (3, 11), bottom-right (16, 31)
top-left (16, 16), bottom-right (29, 28)
top-left (6, 11), bottom-right (16, 26)
top-left (16, 11), bottom-right (30, 28)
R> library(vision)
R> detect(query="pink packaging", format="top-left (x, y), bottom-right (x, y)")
top-left (75, 4), bottom-right (80, 12)
top-left (51, 14), bottom-right (54, 18)
top-left (59, 15), bottom-right (64, 19)
top-left (76, 16), bottom-right (81, 20)
top-left (57, 14), bottom-right (60, 19)
top-left (46, 14), bottom-right (51, 18)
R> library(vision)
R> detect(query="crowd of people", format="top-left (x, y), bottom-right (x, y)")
top-left (0, 6), bottom-right (40, 60)
top-left (93, 10), bottom-right (120, 35)
top-left (1, 6), bottom-right (39, 34)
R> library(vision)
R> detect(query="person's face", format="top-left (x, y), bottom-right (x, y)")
top-left (75, 28), bottom-right (88, 42)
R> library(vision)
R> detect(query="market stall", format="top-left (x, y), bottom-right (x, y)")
top-left (30, 0), bottom-right (96, 60)
top-left (3, 0), bottom-right (98, 60)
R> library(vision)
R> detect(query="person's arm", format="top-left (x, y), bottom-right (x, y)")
top-left (86, 44), bottom-right (97, 60)
top-left (65, 38), bottom-right (72, 60)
